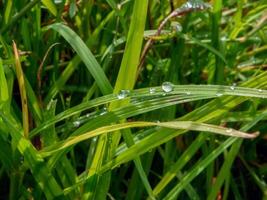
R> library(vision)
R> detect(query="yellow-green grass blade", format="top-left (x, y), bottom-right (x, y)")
top-left (40, 121), bottom-right (257, 157)
top-left (13, 41), bottom-right (29, 138)
top-left (0, 59), bottom-right (9, 103)
top-left (84, 0), bottom-right (150, 199)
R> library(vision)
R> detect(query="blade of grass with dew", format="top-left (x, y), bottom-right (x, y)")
top-left (207, 109), bottom-right (267, 200)
top-left (40, 121), bottom-right (257, 157)
top-left (98, 71), bottom-right (267, 173)
top-left (84, 0), bottom-right (150, 199)
top-left (48, 23), bottom-right (113, 95)
top-left (163, 110), bottom-right (266, 200)
top-left (30, 83), bottom-right (267, 137)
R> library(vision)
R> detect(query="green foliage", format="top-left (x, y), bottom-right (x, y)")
top-left (0, 0), bottom-right (267, 199)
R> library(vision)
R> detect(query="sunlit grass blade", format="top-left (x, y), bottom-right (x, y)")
top-left (30, 83), bottom-right (267, 137)
top-left (40, 120), bottom-right (257, 157)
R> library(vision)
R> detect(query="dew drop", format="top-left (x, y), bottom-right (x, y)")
top-left (99, 107), bottom-right (108, 116)
top-left (230, 83), bottom-right (237, 90)
top-left (149, 88), bottom-right (156, 94)
top-left (258, 89), bottom-right (263, 93)
top-left (186, 91), bottom-right (191, 95)
top-left (226, 128), bottom-right (233, 133)
top-left (162, 82), bottom-right (173, 93)
top-left (54, 0), bottom-right (63, 4)
top-left (20, 156), bottom-right (24, 164)
top-left (117, 90), bottom-right (130, 99)
top-left (216, 93), bottom-right (223, 97)
top-left (73, 121), bottom-right (81, 127)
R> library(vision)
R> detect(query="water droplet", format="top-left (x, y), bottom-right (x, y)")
top-left (54, 0), bottom-right (63, 4)
top-left (186, 91), bottom-right (191, 95)
top-left (162, 82), bottom-right (173, 93)
top-left (117, 3), bottom-right (122, 10)
top-left (171, 22), bottom-right (182, 32)
top-left (117, 90), bottom-right (130, 99)
top-left (180, 0), bottom-right (212, 11)
top-left (226, 128), bottom-right (233, 133)
top-left (258, 89), bottom-right (263, 93)
top-left (216, 93), bottom-right (223, 97)
top-left (99, 107), bottom-right (107, 116)
top-left (149, 88), bottom-right (156, 94)
top-left (73, 121), bottom-right (81, 127)
top-left (230, 86), bottom-right (235, 90)
top-left (20, 156), bottom-right (24, 164)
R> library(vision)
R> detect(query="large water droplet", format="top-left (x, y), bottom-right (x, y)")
top-left (162, 82), bottom-right (173, 93)
top-left (180, 0), bottom-right (212, 11)
top-left (149, 88), bottom-right (156, 94)
top-left (117, 90), bottom-right (130, 99)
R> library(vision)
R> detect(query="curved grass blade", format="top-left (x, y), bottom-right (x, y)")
top-left (40, 121), bottom-right (257, 157)
top-left (48, 23), bottom-right (113, 95)
top-left (44, 11), bottom-right (115, 103)
top-left (30, 84), bottom-right (267, 137)
top-left (163, 108), bottom-right (266, 200)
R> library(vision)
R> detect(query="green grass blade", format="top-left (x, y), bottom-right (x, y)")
top-left (0, 59), bottom-right (9, 103)
top-left (0, 112), bottom-right (66, 199)
top-left (48, 23), bottom-right (113, 95)
top-left (41, 0), bottom-right (57, 16)
top-left (40, 121), bottom-right (257, 157)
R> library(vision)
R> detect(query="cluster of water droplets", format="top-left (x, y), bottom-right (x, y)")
top-left (179, 0), bottom-right (212, 12)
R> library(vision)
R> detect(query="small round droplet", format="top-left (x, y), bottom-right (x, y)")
top-left (73, 121), bottom-right (81, 127)
top-left (230, 86), bottom-right (235, 90)
top-left (258, 89), bottom-right (263, 93)
top-left (149, 88), bottom-right (156, 94)
top-left (226, 128), bottom-right (233, 133)
top-left (162, 82), bottom-right (173, 93)
top-left (117, 90), bottom-right (130, 99)
top-left (216, 93), bottom-right (223, 97)
top-left (20, 156), bottom-right (24, 164)
top-left (99, 107), bottom-right (108, 116)
top-left (186, 91), bottom-right (191, 95)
